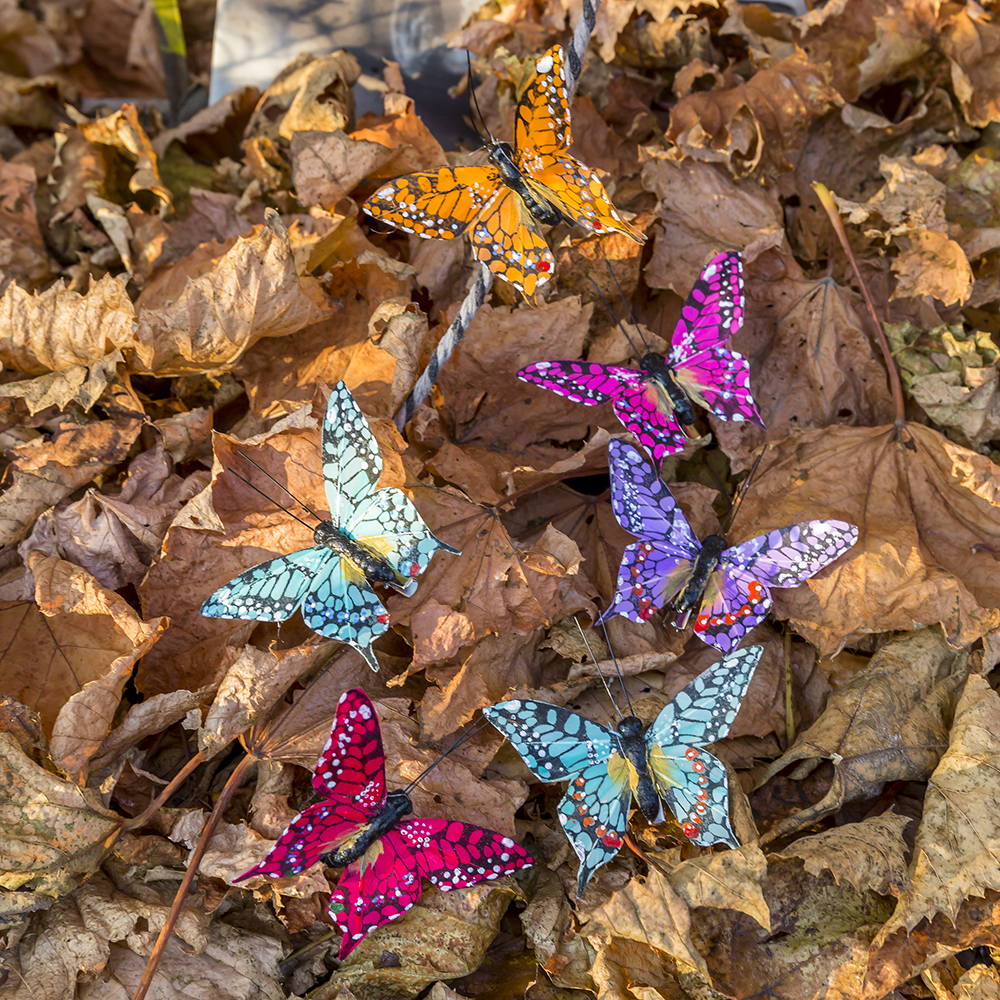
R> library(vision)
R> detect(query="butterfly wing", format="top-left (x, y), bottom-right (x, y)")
top-left (347, 488), bottom-right (459, 597)
top-left (470, 185), bottom-right (555, 297)
top-left (363, 165), bottom-right (499, 240)
top-left (234, 799), bottom-right (373, 882)
top-left (201, 547), bottom-right (333, 623)
top-left (668, 252), bottom-right (745, 364)
top-left (331, 820), bottom-right (532, 958)
top-left (513, 46), bottom-right (571, 157)
top-left (602, 540), bottom-right (694, 624)
top-left (644, 646), bottom-right (763, 847)
top-left (606, 439), bottom-right (700, 555)
top-left (666, 252), bottom-right (763, 426)
top-left (321, 381), bottom-right (383, 526)
top-left (301, 557), bottom-right (389, 671)
top-left (313, 689), bottom-right (387, 805)
top-left (518, 362), bottom-right (686, 460)
top-left (236, 690), bottom-right (388, 882)
top-left (484, 700), bottom-right (630, 897)
top-left (672, 348), bottom-right (764, 427)
top-left (728, 520), bottom-right (860, 589)
top-left (685, 560), bottom-right (771, 652)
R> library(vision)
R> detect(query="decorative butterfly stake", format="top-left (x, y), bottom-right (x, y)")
top-left (601, 438), bottom-right (859, 650)
top-left (234, 689), bottom-right (533, 958)
top-left (363, 45), bottom-right (645, 298)
top-left (518, 251), bottom-right (764, 462)
top-left (201, 382), bottom-right (458, 671)
top-left (484, 643), bottom-right (763, 896)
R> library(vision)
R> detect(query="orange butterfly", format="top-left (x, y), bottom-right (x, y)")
top-left (363, 46), bottom-right (645, 298)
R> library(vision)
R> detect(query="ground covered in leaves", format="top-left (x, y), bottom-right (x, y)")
top-left (3, 0), bottom-right (1000, 997)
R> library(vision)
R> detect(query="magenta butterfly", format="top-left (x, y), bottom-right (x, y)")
top-left (234, 690), bottom-right (532, 958)
top-left (518, 251), bottom-right (764, 462)
top-left (600, 439), bottom-right (858, 650)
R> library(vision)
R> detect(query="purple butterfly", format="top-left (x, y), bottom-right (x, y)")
top-left (518, 251), bottom-right (764, 462)
top-left (600, 439), bottom-right (858, 651)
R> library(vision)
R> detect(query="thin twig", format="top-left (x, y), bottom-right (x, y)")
top-left (812, 182), bottom-right (906, 424)
top-left (132, 754), bottom-right (256, 1000)
top-left (123, 749), bottom-right (209, 831)
top-left (783, 628), bottom-right (795, 748)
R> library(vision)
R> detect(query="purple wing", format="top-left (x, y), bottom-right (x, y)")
top-left (519, 361), bottom-right (687, 460)
top-left (606, 439), bottom-right (700, 554)
top-left (602, 541), bottom-right (694, 623)
top-left (726, 520), bottom-right (859, 587)
top-left (682, 519), bottom-right (859, 650)
top-left (668, 252), bottom-right (744, 365)
top-left (683, 563), bottom-right (772, 652)
top-left (672, 348), bottom-right (765, 427)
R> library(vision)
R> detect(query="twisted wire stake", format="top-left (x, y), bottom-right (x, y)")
top-left (394, 0), bottom-right (601, 430)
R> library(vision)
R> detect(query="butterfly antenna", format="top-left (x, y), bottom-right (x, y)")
top-left (574, 616), bottom-right (624, 722)
top-left (466, 51), bottom-right (495, 145)
top-left (400, 718), bottom-right (494, 796)
top-left (599, 619), bottom-right (635, 717)
top-left (606, 261), bottom-right (652, 354)
top-left (235, 451), bottom-right (322, 523)
top-left (586, 273), bottom-right (644, 360)
top-left (721, 445), bottom-right (766, 536)
top-left (224, 467), bottom-right (317, 533)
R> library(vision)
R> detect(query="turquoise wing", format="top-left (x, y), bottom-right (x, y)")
top-left (484, 700), bottom-right (631, 897)
top-left (201, 547), bottom-right (333, 622)
top-left (644, 644), bottom-right (762, 847)
top-left (322, 381), bottom-right (383, 529)
top-left (348, 489), bottom-right (460, 596)
top-left (301, 557), bottom-right (390, 672)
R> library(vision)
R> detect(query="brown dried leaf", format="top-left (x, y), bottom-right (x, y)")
top-left (0, 274), bottom-right (142, 374)
top-left (0, 734), bottom-right (121, 894)
top-left (756, 629), bottom-right (974, 842)
top-left (691, 856), bottom-right (895, 998)
top-left (0, 158), bottom-right (50, 292)
top-left (937, 5), bottom-right (1000, 129)
top-left (667, 51), bottom-right (842, 177)
top-left (774, 814), bottom-right (911, 897)
top-left (583, 868), bottom-right (707, 975)
top-left (330, 883), bottom-right (520, 995)
top-left (712, 264), bottom-right (895, 466)
top-left (0, 349), bottom-right (123, 414)
top-left (668, 845), bottom-right (770, 931)
top-left (641, 155), bottom-right (788, 293)
top-left (875, 674), bottom-right (1000, 939)
top-left (2, 553), bottom-right (166, 780)
top-left (291, 129), bottom-right (398, 209)
top-left (388, 486), bottom-right (594, 667)
top-left (0, 416), bottom-right (142, 548)
top-left (133, 212), bottom-right (334, 375)
top-left (892, 229), bottom-right (973, 306)
top-left (736, 423), bottom-right (1000, 654)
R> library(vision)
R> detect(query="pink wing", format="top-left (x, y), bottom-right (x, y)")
top-left (518, 361), bottom-right (687, 460)
top-left (234, 800), bottom-right (372, 881)
top-left (672, 348), bottom-right (765, 427)
top-left (313, 689), bottom-right (387, 812)
top-left (330, 818), bottom-right (533, 958)
top-left (668, 251), bottom-right (744, 364)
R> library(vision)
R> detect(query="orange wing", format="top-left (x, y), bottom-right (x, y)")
top-left (363, 166), bottom-right (500, 239)
top-left (525, 154), bottom-right (645, 242)
top-left (514, 45), bottom-right (571, 158)
top-left (469, 187), bottom-right (555, 297)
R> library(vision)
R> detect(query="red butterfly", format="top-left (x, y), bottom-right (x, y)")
top-left (234, 689), bottom-right (533, 958)
top-left (363, 45), bottom-right (644, 297)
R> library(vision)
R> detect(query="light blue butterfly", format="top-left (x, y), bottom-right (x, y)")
top-left (484, 644), bottom-right (762, 895)
top-left (201, 382), bottom-right (458, 670)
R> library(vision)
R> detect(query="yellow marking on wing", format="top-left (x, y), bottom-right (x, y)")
top-left (647, 744), bottom-right (680, 794)
top-left (608, 752), bottom-right (639, 796)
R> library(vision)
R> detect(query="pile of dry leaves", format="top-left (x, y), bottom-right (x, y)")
top-left (3, 0), bottom-right (1000, 997)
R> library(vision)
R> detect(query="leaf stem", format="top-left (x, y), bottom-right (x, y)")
top-left (122, 749), bottom-right (209, 832)
top-left (812, 182), bottom-right (906, 424)
top-left (131, 753), bottom-right (256, 1000)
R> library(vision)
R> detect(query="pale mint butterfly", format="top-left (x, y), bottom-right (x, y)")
top-left (201, 382), bottom-right (458, 670)
top-left (484, 643), bottom-right (763, 896)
